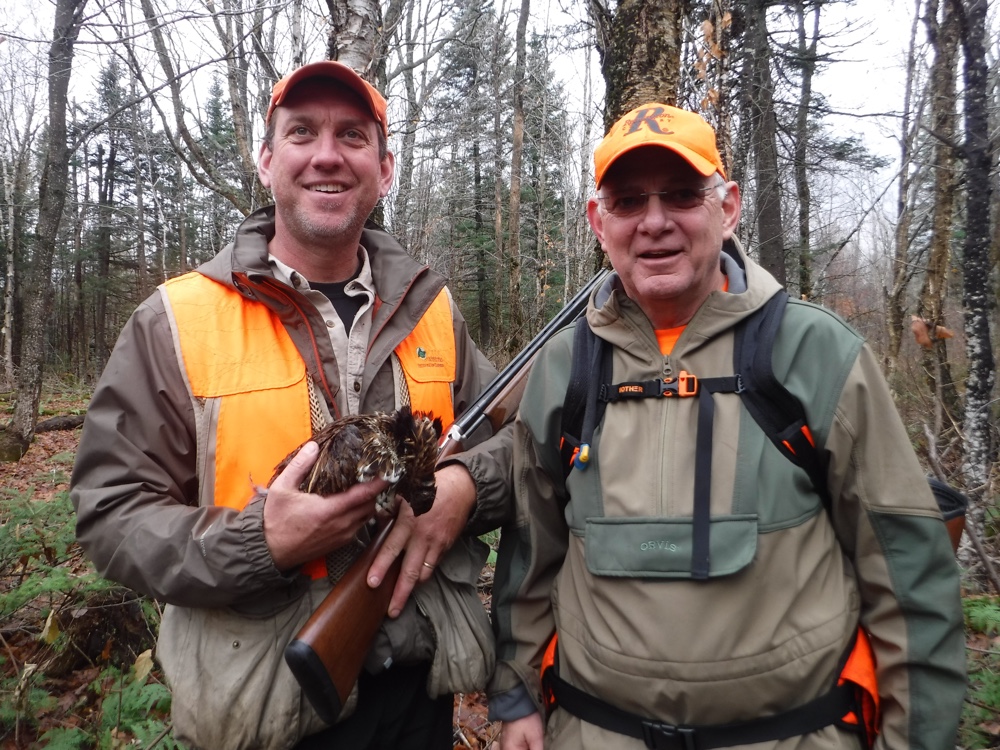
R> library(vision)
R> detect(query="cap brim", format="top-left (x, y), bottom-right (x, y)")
top-left (597, 141), bottom-right (718, 187)
top-left (267, 61), bottom-right (387, 135)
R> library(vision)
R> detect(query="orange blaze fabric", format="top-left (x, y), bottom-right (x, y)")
top-left (839, 627), bottom-right (881, 744)
top-left (165, 274), bottom-right (457, 580)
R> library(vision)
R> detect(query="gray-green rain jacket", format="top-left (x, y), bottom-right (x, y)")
top-left (489, 239), bottom-right (965, 750)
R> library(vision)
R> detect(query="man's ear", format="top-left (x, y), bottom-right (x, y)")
top-left (258, 141), bottom-right (273, 188)
top-left (378, 151), bottom-right (395, 198)
top-left (586, 197), bottom-right (605, 245)
top-left (720, 182), bottom-right (741, 239)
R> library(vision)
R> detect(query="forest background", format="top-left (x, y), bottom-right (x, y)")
top-left (1, 0), bottom-right (999, 747)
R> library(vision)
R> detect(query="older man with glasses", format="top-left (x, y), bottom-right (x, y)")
top-left (487, 103), bottom-right (965, 750)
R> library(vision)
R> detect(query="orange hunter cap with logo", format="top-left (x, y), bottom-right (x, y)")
top-left (594, 103), bottom-right (725, 186)
top-left (266, 61), bottom-right (388, 136)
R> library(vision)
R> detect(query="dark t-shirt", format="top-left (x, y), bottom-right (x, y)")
top-left (311, 278), bottom-right (365, 332)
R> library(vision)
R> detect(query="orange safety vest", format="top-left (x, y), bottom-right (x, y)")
top-left (163, 272), bottom-right (457, 577)
top-left (540, 628), bottom-right (881, 746)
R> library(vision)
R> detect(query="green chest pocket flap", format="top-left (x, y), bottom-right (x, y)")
top-left (584, 514), bottom-right (758, 579)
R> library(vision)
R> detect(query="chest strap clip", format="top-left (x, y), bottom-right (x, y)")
top-left (660, 370), bottom-right (699, 397)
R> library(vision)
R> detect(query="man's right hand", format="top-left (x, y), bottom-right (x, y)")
top-left (500, 712), bottom-right (545, 750)
top-left (262, 441), bottom-right (389, 570)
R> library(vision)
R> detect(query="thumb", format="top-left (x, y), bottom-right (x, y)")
top-left (269, 441), bottom-right (319, 493)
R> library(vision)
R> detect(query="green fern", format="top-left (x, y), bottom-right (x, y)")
top-left (35, 727), bottom-right (91, 749)
top-left (963, 596), bottom-right (1000, 635)
top-left (961, 649), bottom-right (1000, 750)
top-left (70, 665), bottom-right (173, 748)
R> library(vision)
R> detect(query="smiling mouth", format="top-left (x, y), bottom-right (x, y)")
top-left (640, 249), bottom-right (680, 259)
top-left (309, 184), bottom-right (346, 194)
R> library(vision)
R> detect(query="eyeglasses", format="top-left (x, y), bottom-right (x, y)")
top-left (598, 185), bottom-right (721, 218)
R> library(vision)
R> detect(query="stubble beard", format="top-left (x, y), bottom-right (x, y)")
top-left (280, 197), bottom-right (373, 253)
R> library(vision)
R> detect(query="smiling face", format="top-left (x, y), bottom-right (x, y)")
top-left (587, 147), bottom-right (741, 329)
top-left (258, 79), bottom-right (394, 282)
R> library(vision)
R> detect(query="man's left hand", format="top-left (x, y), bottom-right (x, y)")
top-left (367, 463), bottom-right (476, 617)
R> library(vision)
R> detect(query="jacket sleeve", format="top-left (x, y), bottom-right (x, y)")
top-left (437, 295), bottom-right (514, 536)
top-left (70, 295), bottom-right (296, 608)
top-left (487, 333), bottom-right (574, 721)
top-left (825, 343), bottom-right (966, 749)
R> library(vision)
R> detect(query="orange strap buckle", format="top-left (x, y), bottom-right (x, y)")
top-left (661, 370), bottom-right (699, 397)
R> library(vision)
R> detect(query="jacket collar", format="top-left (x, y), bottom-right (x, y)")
top-left (196, 207), bottom-right (437, 309)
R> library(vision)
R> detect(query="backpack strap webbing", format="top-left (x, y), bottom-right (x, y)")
top-left (559, 317), bottom-right (611, 475)
top-left (557, 292), bottom-right (832, 577)
top-left (734, 292), bottom-right (832, 514)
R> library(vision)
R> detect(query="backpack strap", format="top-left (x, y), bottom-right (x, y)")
top-left (559, 317), bottom-right (611, 476)
top-left (734, 292), bottom-right (832, 513)
top-left (557, 292), bottom-right (832, 578)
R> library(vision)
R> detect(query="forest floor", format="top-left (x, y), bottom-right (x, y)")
top-left (0, 386), bottom-right (500, 749)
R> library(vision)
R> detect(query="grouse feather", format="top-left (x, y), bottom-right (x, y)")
top-left (268, 406), bottom-right (443, 517)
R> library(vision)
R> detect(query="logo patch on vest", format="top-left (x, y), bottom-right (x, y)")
top-left (411, 345), bottom-right (447, 369)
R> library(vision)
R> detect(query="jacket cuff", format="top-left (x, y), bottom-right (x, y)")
top-left (487, 684), bottom-right (539, 723)
top-left (240, 493), bottom-right (301, 586)
top-left (441, 424), bottom-right (514, 536)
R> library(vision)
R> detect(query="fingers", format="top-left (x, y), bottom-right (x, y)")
top-left (500, 713), bottom-right (545, 750)
top-left (366, 465), bottom-right (479, 618)
top-left (263, 471), bottom-right (389, 570)
top-left (268, 441), bottom-right (318, 492)
top-left (368, 502), bottom-right (414, 589)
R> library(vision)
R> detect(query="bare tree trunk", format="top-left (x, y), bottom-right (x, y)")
top-left (93, 141), bottom-right (117, 371)
top-left (205, 0), bottom-right (267, 209)
top-left (325, 0), bottom-right (381, 73)
top-left (793, 1), bottom-right (819, 300)
top-left (491, 16), bottom-right (506, 344)
top-left (591, 0), bottom-right (684, 126)
top-left (884, 0), bottom-right (925, 383)
top-left (505, 0), bottom-right (529, 354)
top-left (290, 0), bottom-right (305, 68)
top-left (919, 0), bottom-right (962, 421)
top-left (747, 0), bottom-right (786, 287)
top-left (951, 0), bottom-right (996, 525)
top-left (1, 0), bottom-right (89, 461)
top-left (1, 155), bottom-right (17, 386)
top-left (474, 141), bottom-right (492, 349)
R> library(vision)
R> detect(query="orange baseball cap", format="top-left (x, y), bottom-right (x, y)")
top-left (594, 103), bottom-right (725, 186)
top-left (266, 61), bottom-right (388, 136)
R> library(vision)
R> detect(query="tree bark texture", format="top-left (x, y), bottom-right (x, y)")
top-left (952, 0), bottom-right (996, 507)
top-left (326, 0), bottom-right (381, 74)
top-left (746, 0), bottom-right (786, 287)
top-left (3, 0), bottom-right (89, 460)
top-left (592, 0), bottom-right (684, 127)
top-left (919, 0), bottom-right (962, 422)
top-left (884, 0), bottom-right (925, 384)
top-left (505, 0), bottom-right (530, 354)
top-left (793, 2), bottom-right (819, 300)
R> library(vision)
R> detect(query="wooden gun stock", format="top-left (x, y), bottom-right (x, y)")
top-left (284, 269), bottom-right (611, 724)
top-left (284, 519), bottom-right (402, 725)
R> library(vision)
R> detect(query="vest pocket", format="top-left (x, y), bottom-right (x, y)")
top-left (584, 515), bottom-right (758, 578)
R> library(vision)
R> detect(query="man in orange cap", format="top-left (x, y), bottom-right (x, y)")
top-left (71, 61), bottom-right (511, 749)
top-left (487, 103), bottom-right (965, 749)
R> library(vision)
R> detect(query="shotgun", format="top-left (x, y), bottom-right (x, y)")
top-left (284, 268), bottom-right (611, 725)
